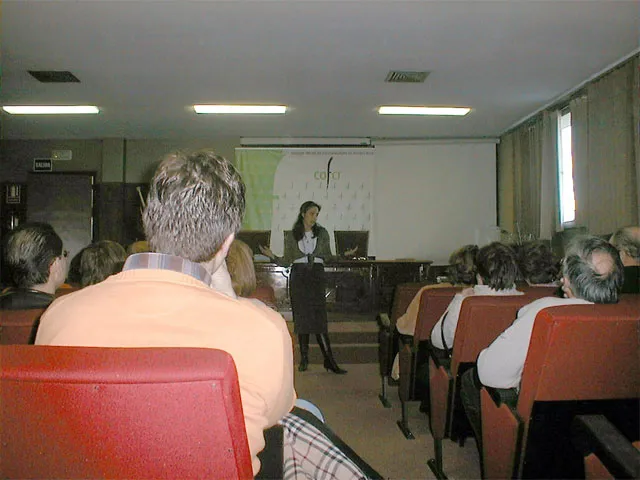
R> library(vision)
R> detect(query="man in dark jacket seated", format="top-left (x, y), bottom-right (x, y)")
top-left (609, 226), bottom-right (639, 293)
top-left (0, 222), bottom-right (68, 309)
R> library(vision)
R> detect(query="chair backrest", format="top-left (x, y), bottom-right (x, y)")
top-left (389, 282), bottom-right (427, 323)
top-left (413, 287), bottom-right (461, 342)
top-left (517, 298), bottom-right (640, 422)
top-left (450, 293), bottom-right (537, 377)
top-left (0, 345), bottom-right (253, 479)
top-left (0, 308), bottom-right (46, 344)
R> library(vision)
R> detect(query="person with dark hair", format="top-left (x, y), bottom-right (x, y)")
top-left (609, 226), bottom-right (639, 293)
top-left (260, 201), bottom-right (351, 374)
top-left (0, 222), bottom-right (67, 309)
top-left (79, 240), bottom-right (127, 287)
top-left (431, 242), bottom-right (522, 350)
top-left (389, 244), bottom-right (479, 379)
top-left (517, 241), bottom-right (560, 286)
top-left (35, 150), bottom-right (294, 476)
top-left (460, 235), bottom-right (624, 450)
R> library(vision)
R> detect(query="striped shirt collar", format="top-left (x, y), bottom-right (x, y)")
top-left (123, 252), bottom-right (212, 286)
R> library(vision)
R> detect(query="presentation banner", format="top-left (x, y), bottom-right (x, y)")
top-left (236, 148), bottom-right (375, 256)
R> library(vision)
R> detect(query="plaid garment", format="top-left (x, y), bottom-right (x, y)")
top-left (280, 413), bottom-right (368, 480)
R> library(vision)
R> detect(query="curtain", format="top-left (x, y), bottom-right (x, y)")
top-left (497, 131), bottom-right (515, 234)
top-left (634, 55), bottom-right (640, 223)
top-left (539, 110), bottom-right (560, 239)
top-left (574, 59), bottom-right (638, 234)
top-left (571, 95), bottom-right (589, 229)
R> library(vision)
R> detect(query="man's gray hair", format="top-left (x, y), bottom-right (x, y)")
top-left (3, 222), bottom-right (63, 288)
top-left (563, 235), bottom-right (624, 304)
top-left (609, 226), bottom-right (640, 262)
top-left (143, 150), bottom-right (246, 262)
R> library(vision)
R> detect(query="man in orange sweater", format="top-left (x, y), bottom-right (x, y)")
top-left (36, 150), bottom-right (295, 476)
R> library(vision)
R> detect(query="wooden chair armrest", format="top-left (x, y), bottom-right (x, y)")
top-left (572, 415), bottom-right (640, 479)
top-left (377, 313), bottom-right (391, 330)
top-left (481, 387), bottom-right (523, 479)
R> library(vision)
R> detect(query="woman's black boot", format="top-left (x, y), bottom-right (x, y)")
top-left (316, 333), bottom-right (347, 374)
top-left (298, 334), bottom-right (310, 372)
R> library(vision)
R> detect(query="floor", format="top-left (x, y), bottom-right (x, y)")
top-left (293, 363), bottom-right (482, 479)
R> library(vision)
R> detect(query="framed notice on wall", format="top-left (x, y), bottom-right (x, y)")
top-left (5, 184), bottom-right (21, 204)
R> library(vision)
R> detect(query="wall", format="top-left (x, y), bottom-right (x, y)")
top-left (372, 140), bottom-right (498, 263)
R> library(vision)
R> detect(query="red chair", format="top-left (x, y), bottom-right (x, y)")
top-left (428, 293), bottom-right (537, 477)
top-left (377, 281), bottom-right (428, 407)
top-left (0, 308), bottom-right (46, 344)
top-left (481, 299), bottom-right (640, 479)
top-left (396, 286), bottom-right (461, 438)
top-left (0, 346), bottom-right (253, 479)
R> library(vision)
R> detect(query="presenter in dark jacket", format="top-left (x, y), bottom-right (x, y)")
top-left (260, 201), bottom-right (349, 374)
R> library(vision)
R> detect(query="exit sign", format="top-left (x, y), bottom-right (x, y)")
top-left (33, 158), bottom-right (53, 172)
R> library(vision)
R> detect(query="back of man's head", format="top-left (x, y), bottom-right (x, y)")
top-left (3, 222), bottom-right (63, 289)
top-left (609, 226), bottom-right (640, 266)
top-left (143, 150), bottom-right (246, 263)
top-left (563, 235), bottom-right (624, 303)
top-left (517, 241), bottom-right (559, 285)
top-left (476, 242), bottom-right (519, 290)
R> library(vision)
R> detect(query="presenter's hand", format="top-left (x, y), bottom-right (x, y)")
top-left (344, 246), bottom-right (359, 257)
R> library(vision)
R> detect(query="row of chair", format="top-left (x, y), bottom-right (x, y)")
top-left (378, 283), bottom-right (640, 479)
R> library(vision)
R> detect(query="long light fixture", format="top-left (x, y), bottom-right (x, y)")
top-left (2, 105), bottom-right (99, 114)
top-left (194, 104), bottom-right (287, 114)
top-left (378, 106), bottom-right (470, 116)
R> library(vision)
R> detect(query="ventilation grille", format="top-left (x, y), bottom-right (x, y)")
top-left (28, 71), bottom-right (80, 83)
top-left (385, 71), bottom-right (429, 83)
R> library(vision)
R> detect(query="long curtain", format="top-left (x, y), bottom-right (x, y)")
top-left (634, 55), bottom-right (640, 223)
top-left (573, 58), bottom-right (638, 233)
top-left (498, 131), bottom-right (515, 234)
top-left (539, 110), bottom-right (560, 239)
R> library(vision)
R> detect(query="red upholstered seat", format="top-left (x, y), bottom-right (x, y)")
top-left (481, 297), bottom-right (640, 479)
top-left (0, 346), bottom-right (253, 479)
top-left (428, 292), bottom-right (540, 477)
top-left (0, 308), bottom-right (46, 344)
top-left (396, 286), bottom-right (461, 438)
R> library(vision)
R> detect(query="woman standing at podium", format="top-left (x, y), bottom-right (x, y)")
top-left (260, 201), bottom-right (348, 374)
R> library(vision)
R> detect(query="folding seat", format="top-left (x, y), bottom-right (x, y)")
top-left (0, 307), bottom-right (46, 344)
top-left (481, 299), bottom-right (640, 479)
top-left (396, 286), bottom-right (461, 438)
top-left (572, 414), bottom-right (640, 479)
top-left (0, 345), bottom-right (254, 479)
top-left (377, 281), bottom-right (428, 407)
top-left (428, 293), bottom-right (536, 477)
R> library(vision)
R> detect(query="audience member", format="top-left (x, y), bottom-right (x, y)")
top-left (226, 239), bottom-right (257, 298)
top-left (609, 226), bottom-right (639, 293)
top-left (516, 240), bottom-right (560, 286)
top-left (0, 222), bottom-right (67, 309)
top-left (79, 240), bottom-right (127, 287)
top-left (461, 235), bottom-right (624, 449)
top-left (431, 242), bottom-right (522, 351)
top-left (126, 240), bottom-right (151, 255)
top-left (389, 244), bottom-right (478, 380)
top-left (35, 150), bottom-right (294, 476)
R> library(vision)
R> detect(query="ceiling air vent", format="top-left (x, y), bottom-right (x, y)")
top-left (385, 70), bottom-right (430, 83)
top-left (28, 71), bottom-right (80, 83)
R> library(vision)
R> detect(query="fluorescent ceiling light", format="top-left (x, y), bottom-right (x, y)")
top-left (378, 106), bottom-right (470, 116)
top-left (194, 104), bottom-right (287, 114)
top-left (2, 105), bottom-right (99, 114)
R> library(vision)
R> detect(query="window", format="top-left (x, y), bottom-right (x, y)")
top-left (558, 110), bottom-right (576, 224)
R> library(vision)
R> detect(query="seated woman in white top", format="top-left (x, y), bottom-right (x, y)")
top-left (431, 242), bottom-right (523, 350)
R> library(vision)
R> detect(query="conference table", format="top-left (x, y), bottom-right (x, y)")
top-left (255, 259), bottom-right (433, 314)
